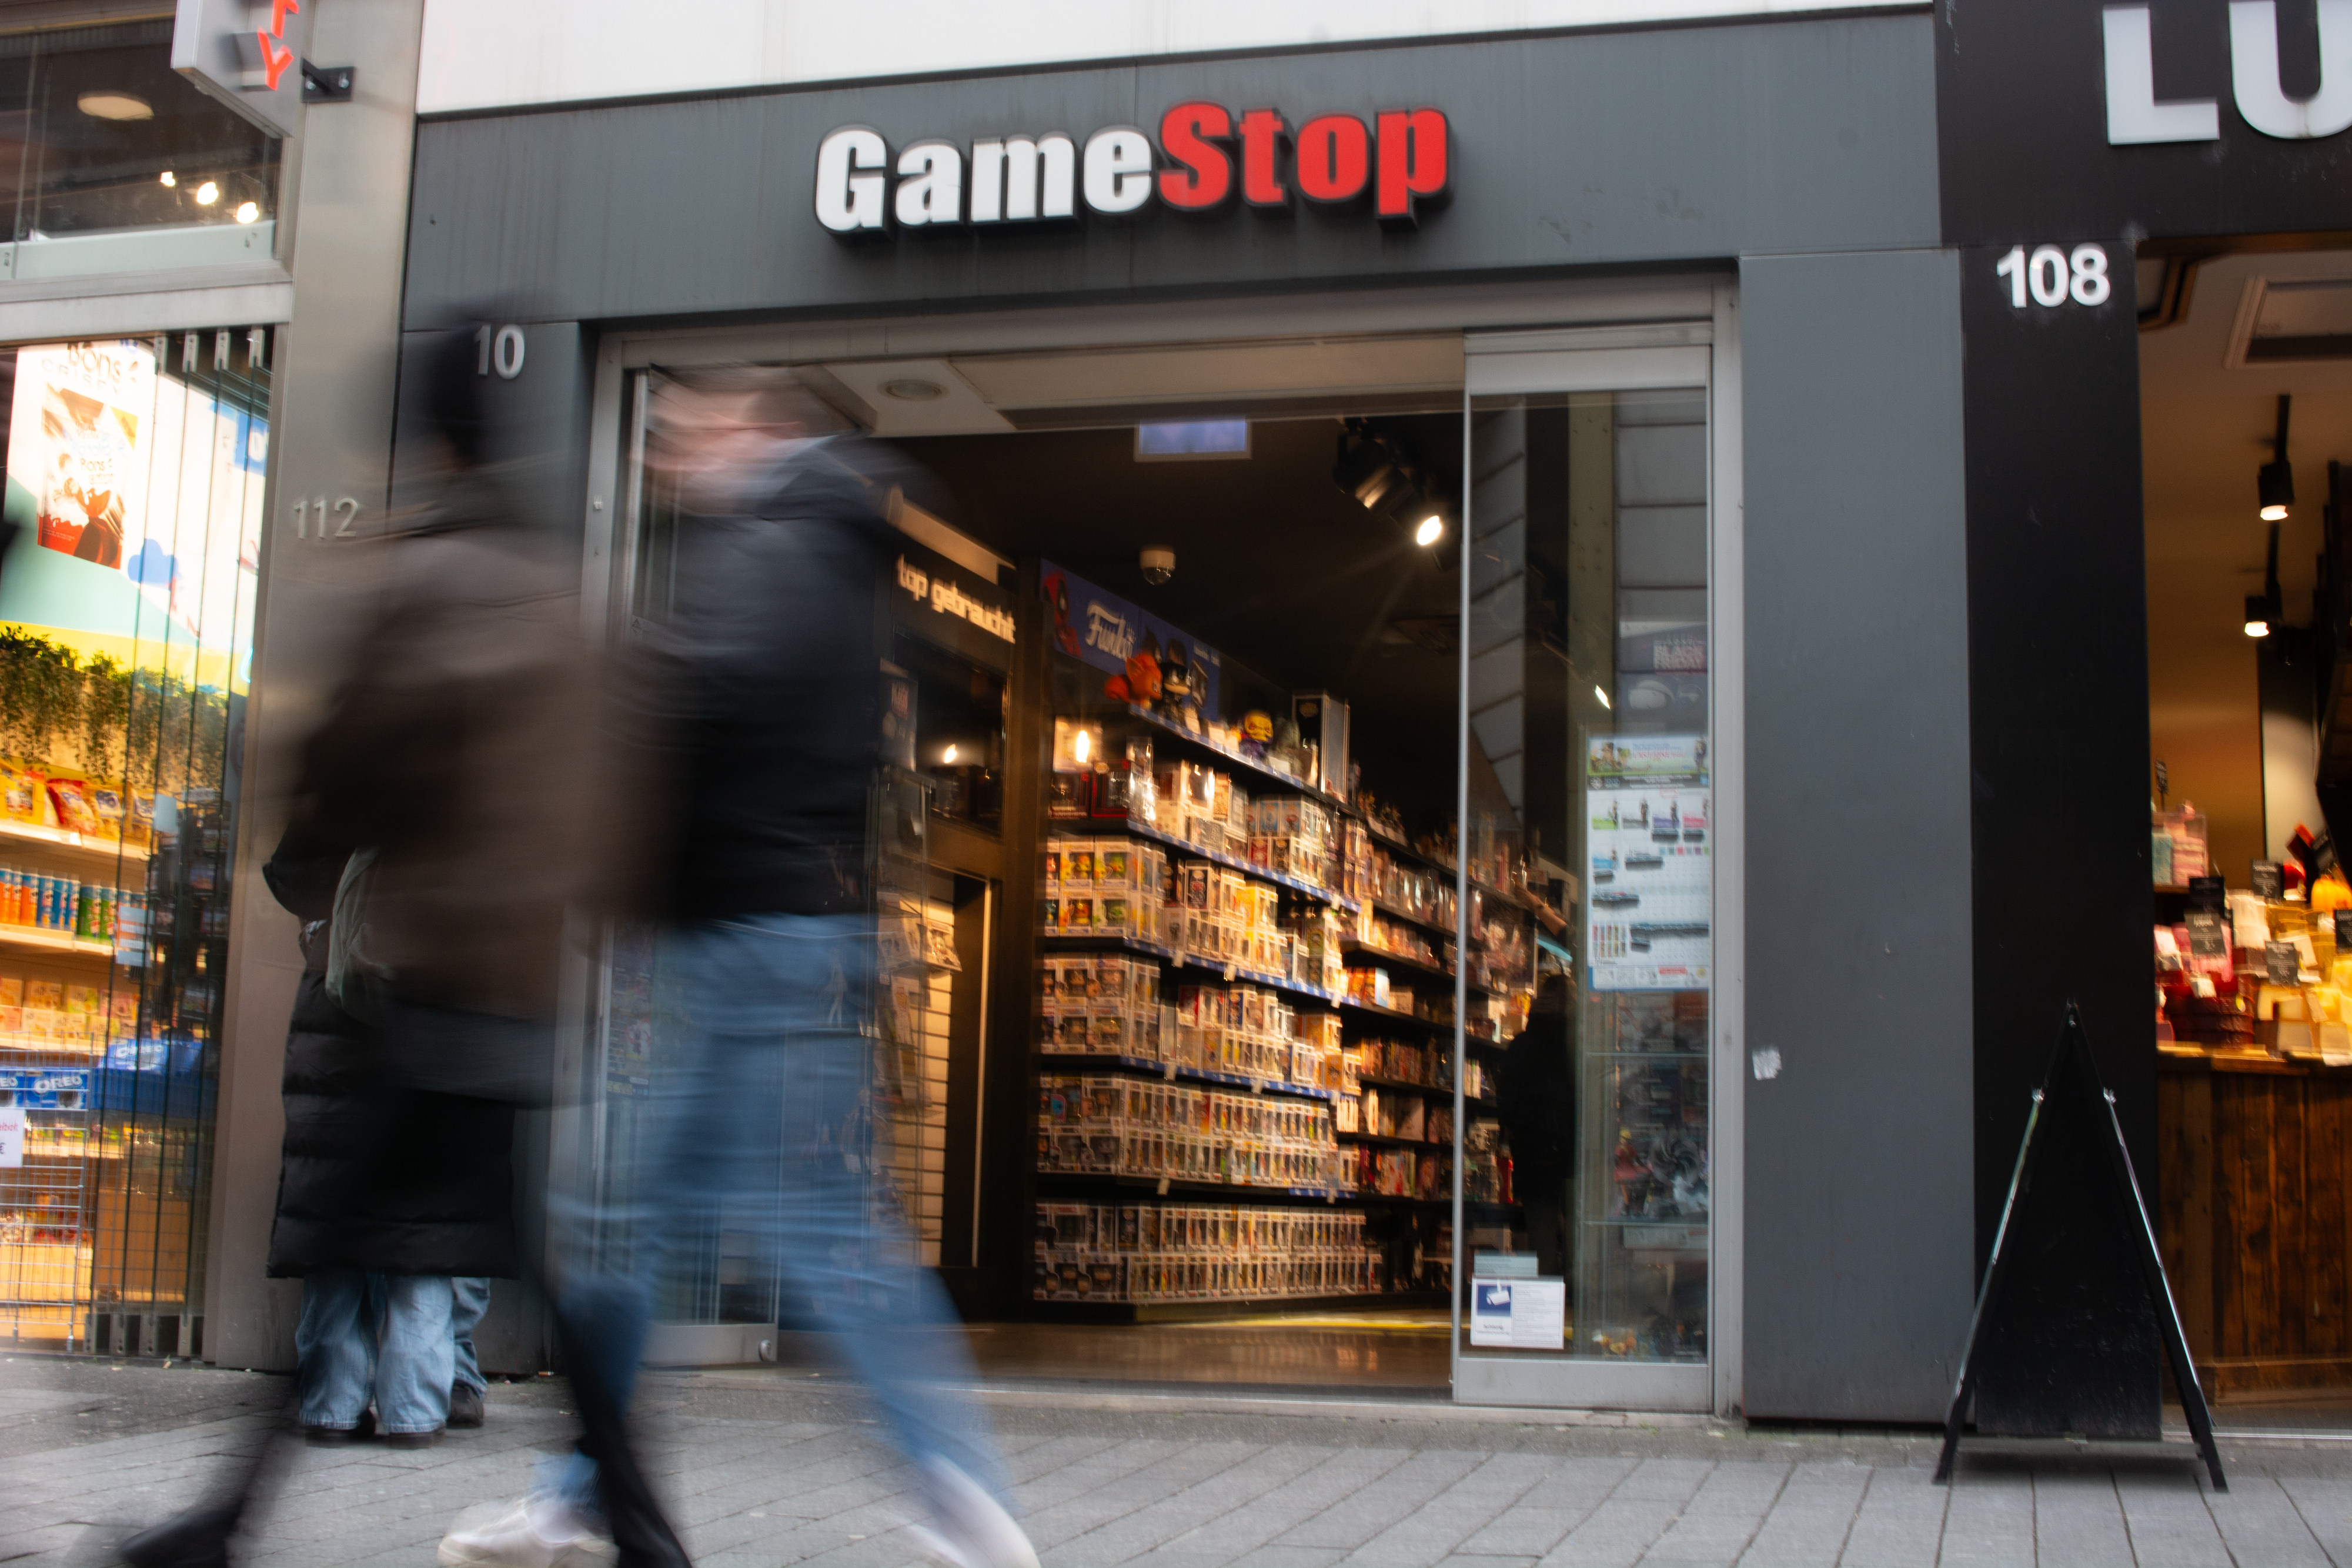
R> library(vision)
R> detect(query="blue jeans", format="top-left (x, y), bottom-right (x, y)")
top-left (452, 1276), bottom-right (491, 1393)
top-left (558, 913), bottom-right (1007, 1505)
top-left (295, 1271), bottom-right (456, 1435)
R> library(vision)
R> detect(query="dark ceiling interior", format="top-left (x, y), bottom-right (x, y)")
top-left (893, 412), bottom-right (1468, 831)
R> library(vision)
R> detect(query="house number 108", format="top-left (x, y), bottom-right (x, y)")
top-left (1996, 244), bottom-right (2111, 309)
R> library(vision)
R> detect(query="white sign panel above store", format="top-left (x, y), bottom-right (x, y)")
top-left (172, 0), bottom-right (310, 138)
top-left (417, 0), bottom-right (1902, 116)
top-left (2104, 1), bottom-right (2352, 144)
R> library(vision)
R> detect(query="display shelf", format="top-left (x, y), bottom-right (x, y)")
top-left (1042, 930), bottom-right (1343, 1008)
top-left (1037, 1050), bottom-right (1336, 1102)
top-left (1341, 938), bottom-right (1447, 978)
top-left (1367, 897), bottom-right (1452, 938)
top-left (1589, 1049), bottom-right (1708, 1061)
top-left (0, 821), bottom-right (148, 864)
top-left (1043, 931), bottom-right (1177, 962)
top-left (0, 926), bottom-right (115, 962)
top-left (1119, 818), bottom-right (1361, 914)
top-left (1364, 1072), bottom-right (1449, 1100)
top-left (1339, 999), bottom-right (1452, 1031)
top-left (1115, 702), bottom-right (1350, 813)
top-left (1361, 820), bottom-right (1449, 870)
top-left (1035, 1169), bottom-right (1362, 1203)
top-left (1337, 1130), bottom-right (1448, 1149)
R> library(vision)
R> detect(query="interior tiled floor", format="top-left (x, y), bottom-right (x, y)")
top-left (963, 1312), bottom-right (1454, 1392)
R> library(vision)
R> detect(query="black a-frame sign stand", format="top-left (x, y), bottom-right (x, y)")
top-left (1934, 1003), bottom-right (2226, 1489)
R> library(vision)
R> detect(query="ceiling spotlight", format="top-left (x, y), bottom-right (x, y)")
top-left (882, 378), bottom-right (944, 401)
top-left (76, 91), bottom-right (151, 121)
top-left (1594, 684), bottom-right (1613, 710)
top-left (1414, 514), bottom-right (1444, 547)
top-left (2259, 393), bottom-right (2294, 520)
top-left (233, 200), bottom-right (259, 224)
top-left (158, 169), bottom-right (175, 188)
top-left (194, 180), bottom-right (219, 206)
top-left (1140, 546), bottom-right (1175, 585)
top-left (943, 744), bottom-right (958, 764)
top-left (2247, 521), bottom-right (2283, 638)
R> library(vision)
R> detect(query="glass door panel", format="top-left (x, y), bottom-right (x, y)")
top-left (1456, 369), bottom-right (1713, 1405)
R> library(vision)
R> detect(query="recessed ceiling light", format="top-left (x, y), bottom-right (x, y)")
top-left (194, 181), bottom-right (219, 206)
top-left (158, 170), bottom-right (175, 188)
top-left (881, 378), bottom-right (946, 402)
top-left (77, 91), bottom-right (152, 122)
top-left (234, 201), bottom-right (259, 224)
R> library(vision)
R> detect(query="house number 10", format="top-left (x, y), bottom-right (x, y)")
top-left (1996, 244), bottom-right (2112, 309)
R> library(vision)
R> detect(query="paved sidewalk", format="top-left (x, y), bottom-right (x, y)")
top-left (4, 1356), bottom-right (2350, 1567)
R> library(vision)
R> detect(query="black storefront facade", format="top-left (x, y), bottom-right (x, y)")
top-left (340, 0), bottom-right (2306, 1422)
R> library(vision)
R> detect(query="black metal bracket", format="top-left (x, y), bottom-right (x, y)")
top-left (300, 62), bottom-right (355, 103)
top-left (1935, 1002), bottom-right (2226, 1490)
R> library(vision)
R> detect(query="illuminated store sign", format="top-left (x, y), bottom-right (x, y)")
top-left (816, 102), bottom-right (1449, 233)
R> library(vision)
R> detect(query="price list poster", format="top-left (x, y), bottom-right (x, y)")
top-left (1586, 734), bottom-right (1710, 992)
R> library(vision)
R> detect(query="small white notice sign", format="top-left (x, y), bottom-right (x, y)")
top-left (0, 1106), bottom-right (24, 1167)
top-left (1469, 1277), bottom-right (1566, 1349)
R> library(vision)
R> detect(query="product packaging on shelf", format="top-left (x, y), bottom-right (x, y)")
top-left (1032, 1199), bottom-right (1377, 1303)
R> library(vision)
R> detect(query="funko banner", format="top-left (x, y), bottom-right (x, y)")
top-left (1041, 560), bottom-right (1221, 724)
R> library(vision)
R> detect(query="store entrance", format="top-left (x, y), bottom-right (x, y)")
top-left (591, 320), bottom-right (1724, 1404)
top-left (901, 410), bottom-right (1466, 1392)
top-left (2144, 244), bottom-right (2352, 1429)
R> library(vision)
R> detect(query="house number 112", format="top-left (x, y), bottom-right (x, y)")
top-left (292, 496), bottom-right (360, 539)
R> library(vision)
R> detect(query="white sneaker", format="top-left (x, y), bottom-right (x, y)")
top-left (437, 1497), bottom-right (618, 1568)
top-left (910, 1457), bottom-right (1038, 1568)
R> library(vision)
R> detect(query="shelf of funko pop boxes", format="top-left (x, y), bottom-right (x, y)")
top-left (1041, 929), bottom-right (1344, 1010)
top-left (1358, 817), bottom-right (1557, 922)
top-left (1115, 703), bottom-right (1352, 818)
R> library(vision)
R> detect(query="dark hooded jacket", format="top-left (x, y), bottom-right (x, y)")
top-left (263, 780), bottom-right (523, 1274)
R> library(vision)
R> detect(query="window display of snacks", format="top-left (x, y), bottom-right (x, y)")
top-left (1034, 1202), bottom-right (1379, 1303)
top-left (0, 869), bottom-right (123, 940)
top-left (1035, 1074), bottom-right (1351, 1193)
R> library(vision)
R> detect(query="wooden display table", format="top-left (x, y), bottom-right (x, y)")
top-left (2158, 1048), bottom-right (2352, 1400)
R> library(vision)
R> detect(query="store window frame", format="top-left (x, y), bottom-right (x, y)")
top-left (1451, 308), bottom-right (1743, 1416)
top-left (566, 279), bottom-right (1745, 1413)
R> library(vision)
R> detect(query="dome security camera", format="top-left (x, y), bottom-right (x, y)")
top-left (1140, 546), bottom-right (1175, 586)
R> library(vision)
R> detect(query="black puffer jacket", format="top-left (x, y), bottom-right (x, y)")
top-left (263, 842), bottom-right (518, 1279)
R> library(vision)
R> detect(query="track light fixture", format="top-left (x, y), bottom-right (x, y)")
top-left (2246, 520), bottom-right (2282, 638)
top-left (1334, 419), bottom-right (1450, 548)
top-left (2260, 394), bottom-right (2294, 521)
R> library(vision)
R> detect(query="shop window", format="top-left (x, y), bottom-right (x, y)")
top-left (0, 330), bottom-right (267, 1350)
top-left (1464, 387), bottom-right (1711, 1366)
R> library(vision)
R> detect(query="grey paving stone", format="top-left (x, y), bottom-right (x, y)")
top-left (1932, 1473), bottom-right (2032, 1568)
top-left (1538, 1495), bottom-right (1685, 1568)
top-left (2199, 1473), bottom-right (2333, 1567)
top-left (2025, 1472), bottom-right (2133, 1568)
top-left (1275, 1450), bottom-right (1491, 1550)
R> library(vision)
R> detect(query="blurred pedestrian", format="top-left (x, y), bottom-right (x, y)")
top-left (117, 323), bottom-right (602, 1568)
top-left (262, 835), bottom-right (518, 1447)
top-left (439, 369), bottom-right (1034, 1568)
top-left (451, 1276), bottom-right (492, 1428)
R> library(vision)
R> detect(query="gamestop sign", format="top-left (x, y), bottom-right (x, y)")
top-left (814, 102), bottom-right (1450, 234)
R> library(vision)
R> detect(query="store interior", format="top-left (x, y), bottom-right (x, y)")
top-left (2144, 244), bottom-right (2352, 1430)
top-left (620, 338), bottom-right (1715, 1396)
